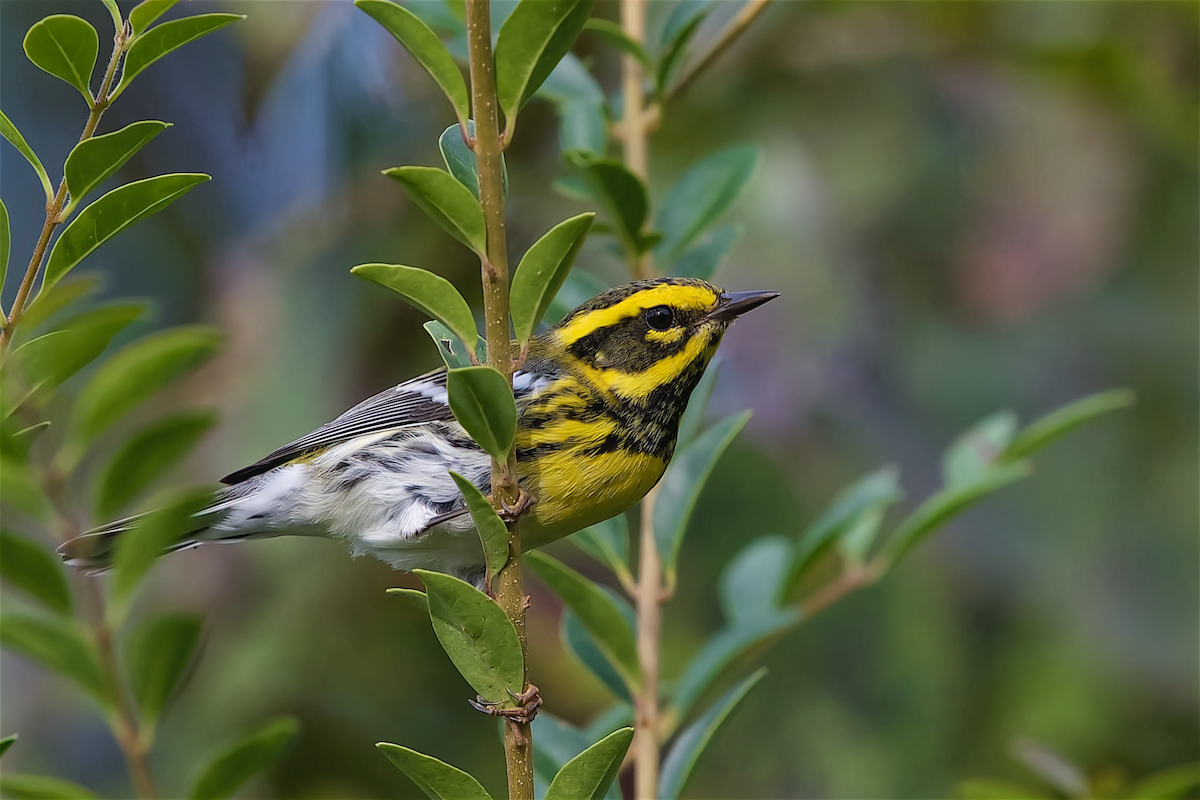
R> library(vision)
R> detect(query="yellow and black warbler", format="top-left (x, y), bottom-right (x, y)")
top-left (61, 278), bottom-right (777, 585)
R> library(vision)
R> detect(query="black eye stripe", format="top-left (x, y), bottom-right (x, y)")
top-left (645, 306), bottom-right (674, 331)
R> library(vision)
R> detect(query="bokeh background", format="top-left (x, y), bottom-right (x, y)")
top-left (2, 1), bottom-right (1196, 797)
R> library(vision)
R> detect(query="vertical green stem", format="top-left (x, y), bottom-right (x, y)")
top-left (463, 1), bottom-right (534, 798)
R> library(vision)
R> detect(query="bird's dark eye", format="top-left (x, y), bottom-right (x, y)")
top-left (645, 306), bottom-right (675, 331)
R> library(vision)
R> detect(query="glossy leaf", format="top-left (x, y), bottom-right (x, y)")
top-left (563, 608), bottom-right (631, 702)
top-left (65, 121), bottom-right (171, 209)
top-left (0, 198), bottom-right (9, 293)
top-left (111, 488), bottom-right (213, 608)
top-left (358, 1), bottom-right (470, 123)
top-left (44, 174), bottom-right (211, 290)
top-left (659, 668), bottom-right (766, 800)
top-left (545, 727), bottom-right (634, 800)
top-left (545, 269), bottom-right (608, 325)
top-left (446, 366), bottom-right (517, 462)
top-left (0, 774), bottom-right (99, 800)
top-left (0, 109), bottom-right (53, 203)
top-left (71, 325), bottom-right (222, 446)
top-left (439, 122), bottom-right (510, 201)
top-left (719, 537), bottom-right (790, 628)
top-left (415, 570), bottom-right (524, 702)
top-left (13, 303), bottom-right (145, 390)
top-left (126, 612), bottom-right (203, 724)
top-left (881, 461), bottom-right (1033, 567)
top-left (1005, 389), bottom-right (1135, 460)
top-left (189, 717), bottom-right (299, 800)
top-left (569, 513), bottom-right (629, 577)
top-left (376, 743), bottom-right (492, 800)
top-left (130, 0), bottom-right (182, 34)
top-left (384, 166), bottom-right (486, 253)
top-left (654, 146), bottom-right (759, 264)
top-left (21, 276), bottom-right (99, 333)
top-left (0, 734), bottom-right (15, 759)
top-left (569, 155), bottom-right (648, 255)
top-left (423, 320), bottom-right (485, 369)
top-left (670, 223), bottom-right (743, 280)
top-left (653, 411), bottom-right (750, 578)
top-left (584, 19), bottom-right (650, 68)
top-left (0, 532), bottom-right (72, 615)
top-left (115, 14), bottom-right (244, 99)
top-left (23, 15), bottom-right (98, 103)
top-left (495, 0), bottom-right (595, 122)
top-left (448, 471), bottom-right (509, 585)
top-left (527, 551), bottom-right (640, 688)
top-left (386, 587), bottom-right (430, 613)
top-left (352, 263), bottom-right (478, 351)
top-left (95, 410), bottom-right (216, 520)
top-left (0, 615), bottom-right (107, 705)
top-left (533, 714), bottom-right (591, 790)
top-left (511, 213), bottom-right (595, 344)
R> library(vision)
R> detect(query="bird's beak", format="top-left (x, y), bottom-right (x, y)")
top-left (706, 290), bottom-right (780, 322)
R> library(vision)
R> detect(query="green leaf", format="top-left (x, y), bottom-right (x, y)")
top-left (0, 532), bottom-right (72, 615)
top-left (100, 0), bottom-right (123, 33)
top-left (65, 121), bottom-right (171, 210)
top-left (533, 714), bottom-right (591, 788)
top-left (414, 569), bottom-right (524, 703)
top-left (653, 411), bottom-right (750, 579)
top-left (2, 422), bottom-right (51, 460)
top-left (545, 269), bottom-right (608, 326)
top-left (23, 15), bottom-right (98, 104)
top-left (0, 774), bottom-right (99, 800)
top-left (719, 537), bottom-right (790, 628)
top-left (20, 276), bottom-right (99, 333)
top-left (448, 471), bottom-right (509, 586)
top-left (584, 19), bottom-right (650, 68)
top-left (357, 0), bottom-right (471, 124)
top-left (111, 487), bottom-right (212, 608)
top-left (383, 166), bottom-right (486, 254)
top-left (70, 325), bottom-right (222, 446)
top-left (495, 0), bottom-right (595, 123)
top-left (423, 320), bottom-right (485, 369)
top-left (44, 174), bottom-right (211, 290)
top-left (95, 410), bottom-right (216, 519)
top-left (0, 109), bottom-right (54, 204)
top-left (0, 734), bottom-right (16, 759)
top-left (941, 411), bottom-right (1017, 487)
top-left (655, 6), bottom-right (706, 94)
top-left (1005, 389), bottom-right (1135, 460)
top-left (569, 513), bottom-right (629, 578)
top-left (653, 146), bottom-right (759, 265)
top-left (386, 587), bottom-right (430, 613)
top-left (352, 263), bottom-right (478, 351)
top-left (0, 198), bottom-right (9, 294)
top-left (0, 456), bottom-right (47, 519)
top-left (126, 612), bottom-right (203, 725)
top-left (669, 223), bottom-right (743, 281)
top-left (955, 779), bottom-right (1052, 800)
top-left (545, 727), bottom-right (634, 800)
top-left (659, 668), bottom-right (766, 800)
top-left (880, 461), bottom-right (1033, 567)
top-left (1127, 762), bottom-right (1200, 800)
top-left (563, 607), bottom-right (631, 702)
top-left (511, 213), bottom-right (595, 344)
top-left (375, 743), bottom-right (493, 800)
top-left (527, 551), bottom-right (640, 689)
top-left (13, 303), bottom-right (145, 390)
top-left (189, 717), bottom-right (299, 800)
top-left (114, 14), bottom-right (244, 99)
top-left (446, 366), bottom-right (517, 462)
top-left (557, 99), bottom-right (607, 156)
top-left (569, 155), bottom-right (648, 255)
top-left (130, 0), bottom-right (182, 35)
top-left (779, 466), bottom-right (903, 601)
top-left (0, 614), bottom-right (107, 705)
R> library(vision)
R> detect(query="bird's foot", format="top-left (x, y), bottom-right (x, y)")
top-left (469, 684), bottom-right (542, 726)
top-left (497, 490), bottom-right (537, 524)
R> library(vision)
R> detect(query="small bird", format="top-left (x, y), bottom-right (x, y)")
top-left (61, 278), bottom-right (778, 586)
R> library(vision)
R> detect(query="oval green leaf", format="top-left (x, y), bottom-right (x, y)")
top-left (0, 456), bottom-right (48, 520)
top-left (352, 264), bottom-right (477, 357)
top-left (44, 173), bottom-right (211, 290)
top-left (413, 569), bottom-right (524, 703)
top-left (111, 487), bottom-right (213, 609)
top-left (376, 743), bottom-right (493, 800)
top-left (65, 121), bottom-right (172, 210)
top-left (511, 213), bottom-right (595, 344)
top-left (0, 614), bottom-right (107, 706)
top-left (69, 325), bottom-right (221, 446)
top-left (446, 366), bottom-right (516, 462)
top-left (942, 411), bottom-right (1018, 487)
top-left (95, 410), bottom-right (217, 519)
top-left (496, 0), bottom-right (595, 125)
top-left (13, 303), bottom-right (146, 390)
top-left (422, 320), bottom-right (486, 370)
top-left (659, 668), bottom-right (766, 800)
top-left (114, 14), bottom-right (244, 99)
top-left (439, 122), bottom-right (480, 198)
top-left (386, 587), bottom-right (430, 613)
top-left (0, 531), bottom-right (73, 615)
top-left (569, 155), bottom-right (647, 256)
top-left (670, 223), bottom-right (743, 281)
top-left (21, 276), bottom-right (99, 333)
top-left (0, 773), bottom-right (99, 800)
top-left (126, 611), bottom-right (204, 724)
top-left (545, 727), bottom-right (634, 800)
top-left (357, 0), bottom-right (470, 124)
top-left (0, 108), bottom-right (54, 204)
top-left (130, 0), bottom-right (182, 34)
top-left (653, 146), bottom-right (759, 265)
top-left (23, 15), bottom-right (98, 104)
top-left (448, 471), bottom-right (509, 586)
top-left (527, 551), bottom-right (640, 689)
top-left (653, 411), bottom-right (750, 579)
top-left (655, 6), bottom-right (706, 94)
top-left (383, 166), bottom-right (486, 254)
top-left (0, 734), bottom-right (15, 759)
top-left (584, 19), bottom-right (650, 68)
top-left (1004, 389), bottom-right (1135, 460)
top-left (718, 536), bottom-right (791, 628)
top-left (189, 717), bottom-right (299, 800)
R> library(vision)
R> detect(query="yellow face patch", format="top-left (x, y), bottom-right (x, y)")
top-left (575, 334), bottom-right (720, 402)
top-left (555, 284), bottom-right (718, 348)
top-left (645, 326), bottom-right (687, 345)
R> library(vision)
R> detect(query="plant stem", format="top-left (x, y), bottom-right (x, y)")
top-left (0, 22), bottom-right (127, 353)
top-left (621, 0), bottom-right (651, 280)
top-left (463, 1), bottom-right (534, 798)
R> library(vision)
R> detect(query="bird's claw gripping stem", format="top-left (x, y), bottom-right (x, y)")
top-left (469, 684), bottom-right (542, 726)
top-left (498, 489), bottom-right (537, 523)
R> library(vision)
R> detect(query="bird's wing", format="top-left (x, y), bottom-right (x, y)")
top-left (220, 367), bottom-right (556, 485)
